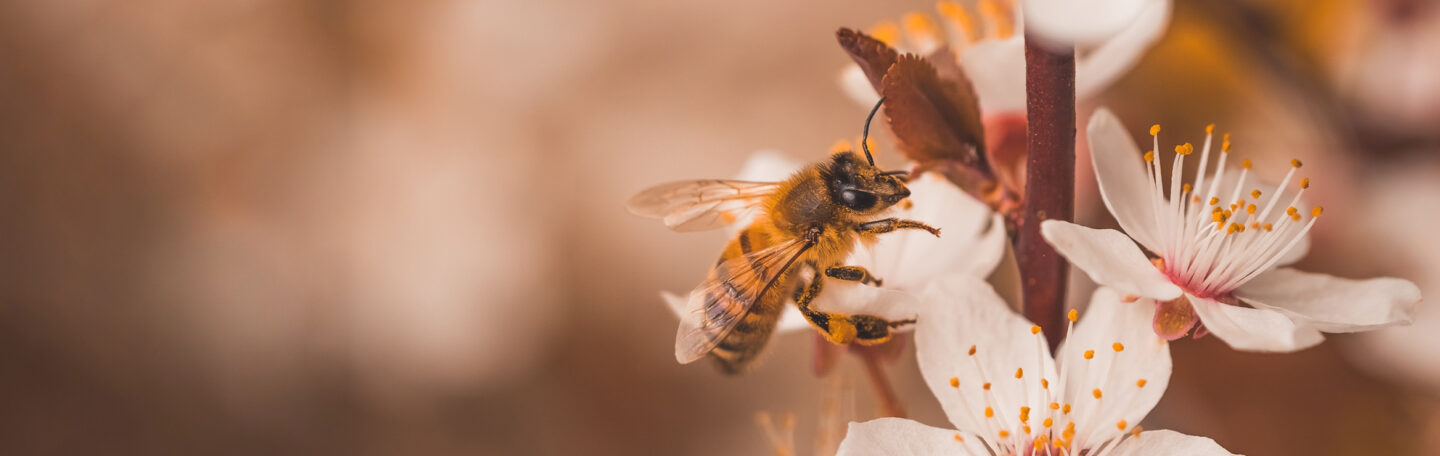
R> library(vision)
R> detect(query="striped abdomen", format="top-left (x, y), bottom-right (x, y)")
top-left (704, 226), bottom-right (798, 374)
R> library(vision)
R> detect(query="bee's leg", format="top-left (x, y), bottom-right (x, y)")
top-left (850, 315), bottom-right (916, 346)
top-left (824, 265), bottom-right (882, 287)
top-left (795, 267), bottom-right (915, 346)
top-left (794, 270), bottom-right (857, 345)
top-left (855, 218), bottom-right (941, 237)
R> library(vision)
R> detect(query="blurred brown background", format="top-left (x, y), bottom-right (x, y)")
top-left (1, 0), bottom-right (1438, 454)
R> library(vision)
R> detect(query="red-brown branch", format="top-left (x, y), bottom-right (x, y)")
top-left (1018, 38), bottom-right (1075, 351)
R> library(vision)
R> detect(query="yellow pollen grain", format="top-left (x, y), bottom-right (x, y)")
top-left (1024, 425), bottom-right (1032, 435)
top-left (1063, 404), bottom-right (1072, 414)
top-left (868, 21), bottom-right (901, 46)
top-left (1093, 388), bottom-right (1103, 399)
top-left (1176, 142), bottom-right (1194, 155)
top-left (1020, 406), bottom-right (1031, 422)
top-left (1301, 177), bottom-right (1311, 189)
top-left (998, 429), bottom-right (1009, 439)
top-left (1292, 158), bottom-right (1303, 168)
top-left (1015, 368), bottom-right (1024, 379)
top-left (1043, 417), bottom-right (1054, 427)
top-left (1209, 197), bottom-right (1220, 205)
top-left (954, 433), bottom-right (964, 442)
top-left (1291, 213), bottom-right (1302, 221)
top-left (1149, 124), bottom-right (1161, 136)
top-left (1137, 379), bottom-right (1148, 388)
top-left (1083, 350), bottom-right (1095, 359)
top-left (1242, 159), bottom-right (1253, 169)
top-left (1252, 189), bottom-right (1262, 199)
top-left (1034, 438), bottom-right (1045, 451)
top-left (1222, 138), bottom-right (1232, 153)
top-left (1113, 342), bottom-right (1125, 352)
top-left (1049, 402), bottom-right (1060, 410)
top-left (1248, 204), bottom-right (1257, 214)
top-left (983, 382), bottom-right (992, 390)
top-left (968, 345), bottom-right (977, 356)
top-left (1067, 309), bottom-right (1078, 322)
top-left (1287, 206), bottom-right (1298, 215)
top-left (1183, 183), bottom-right (1192, 194)
top-left (950, 377), bottom-right (960, 388)
top-left (1031, 325), bottom-right (1041, 335)
top-left (1312, 206), bottom-right (1324, 217)
top-left (1206, 123), bottom-right (1215, 134)
top-left (1143, 150), bottom-right (1155, 162)
top-left (1041, 378), bottom-right (1050, 389)
top-left (1132, 426), bottom-right (1144, 438)
top-left (1264, 223), bottom-right (1274, 231)
top-left (985, 407), bottom-right (994, 418)
top-left (1117, 420), bottom-right (1128, 430)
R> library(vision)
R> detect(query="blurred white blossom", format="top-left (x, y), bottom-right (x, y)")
top-left (839, 0), bottom-right (1170, 115)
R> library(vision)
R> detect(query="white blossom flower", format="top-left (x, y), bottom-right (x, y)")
top-left (839, 0), bottom-right (1171, 115)
top-left (838, 275), bottom-right (1236, 456)
top-left (1040, 108), bottom-right (1421, 352)
top-left (660, 148), bottom-right (1006, 335)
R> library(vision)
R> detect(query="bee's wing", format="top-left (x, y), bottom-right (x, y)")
top-left (675, 238), bottom-right (813, 364)
top-left (626, 179), bottom-right (779, 232)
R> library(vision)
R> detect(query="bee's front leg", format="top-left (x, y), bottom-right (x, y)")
top-left (824, 265), bottom-right (882, 287)
top-left (856, 218), bottom-right (940, 237)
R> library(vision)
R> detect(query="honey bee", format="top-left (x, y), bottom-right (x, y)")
top-left (627, 100), bottom-right (941, 373)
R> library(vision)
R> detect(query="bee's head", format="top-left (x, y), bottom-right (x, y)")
top-left (823, 151), bottom-right (910, 214)
top-left (826, 96), bottom-right (910, 214)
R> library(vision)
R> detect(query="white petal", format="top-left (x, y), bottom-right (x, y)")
top-left (661, 291), bottom-right (688, 319)
top-left (836, 418), bottom-right (990, 456)
top-left (1041, 220), bottom-right (1183, 300)
top-left (776, 304), bottom-right (811, 334)
top-left (915, 274), bottom-right (1057, 435)
top-left (733, 150), bottom-right (805, 182)
top-left (810, 281), bottom-right (921, 326)
top-left (663, 291), bottom-right (811, 335)
top-left (1086, 108), bottom-right (1163, 251)
top-left (1075, 0), bottom-right (1172, 99)
top-left (1236, 268), bottom-right (1420, 333)
top-left (862, 174), bottom-right (1004, 289)
top-left (838, 65), bottom-right (883, 108)
top-left (959, 37), bottom-right (1026, 115)
top-left (1024, 0), bottom-right (1149, 47)
top-left (1109, 430), bottom-right (1239, 456)
top-left (1190, 294), bottom-right (1324, 352)
top-left (1056, 287), bottom-right (1171, 447)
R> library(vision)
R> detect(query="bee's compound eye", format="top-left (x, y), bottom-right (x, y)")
top-left (840, 189), bottom-right (877, 210)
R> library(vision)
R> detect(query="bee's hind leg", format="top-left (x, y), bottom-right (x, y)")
top-left (795, 267), bottom-right (911, 346)
top-left (824, 265), bottom-right (882, 287)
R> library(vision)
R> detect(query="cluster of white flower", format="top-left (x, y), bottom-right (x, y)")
top-left (650, 1), bottom-right (1422, 454)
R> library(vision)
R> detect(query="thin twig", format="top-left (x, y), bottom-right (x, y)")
top-left (856, 347), bottom-right (906, 418)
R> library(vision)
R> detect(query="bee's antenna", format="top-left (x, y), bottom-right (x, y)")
top-left (861, 97), bottom-right (885, 166)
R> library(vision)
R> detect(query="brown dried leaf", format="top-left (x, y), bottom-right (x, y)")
top-left (880, 54), bottom-right (987, 166)
top-left (835, 28), bottom-right (896, 93)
